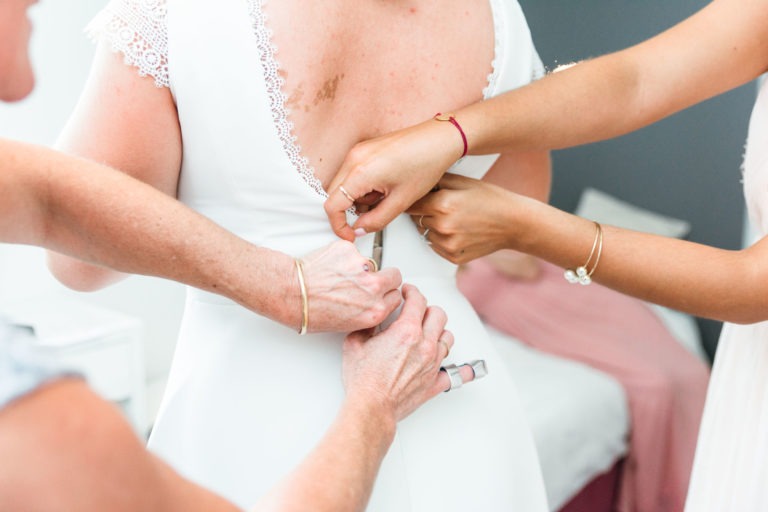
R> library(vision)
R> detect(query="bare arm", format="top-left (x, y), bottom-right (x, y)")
top-left (254, 285), bottom-right (472, 512)
top-left (48, 41), bottom-right (183, 291)
top-left (0, 286), bottom-right (473, 512)
top-left (326, 0), bottom-right (768, 237)
top-left (476, 150), bottom-right (551, 279)
top-left (0, 138), bottom-right (300, 327)
top-left (40, 43), bottom-right (403, 332)
top-left (410, 150), bottom-right (552, 279)
top-left (409, 174), bottom-right (768, 324)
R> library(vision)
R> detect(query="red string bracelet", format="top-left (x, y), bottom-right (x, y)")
top-left (434, 112), bottom-right (468, 158)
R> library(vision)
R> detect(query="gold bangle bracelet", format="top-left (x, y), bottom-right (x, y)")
top-left (564, 221), bottom-right (603, 285)
top-left (295, 259), bottom-right (309, 335)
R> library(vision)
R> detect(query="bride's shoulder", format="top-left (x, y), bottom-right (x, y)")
top-left (86, 0), bottom-right (169, 88)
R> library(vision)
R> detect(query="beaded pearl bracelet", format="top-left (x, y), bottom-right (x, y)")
top-left (564, 222), bottom-right (603, 285)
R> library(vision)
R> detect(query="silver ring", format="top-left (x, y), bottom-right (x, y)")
top-left (422, 228), bottom-right (431, 244)
top-left (338, 185), bottom-right (355, 203)
top-left (465, 360), bottom-right (488, 380)
top-left (440, 364), bottom-right (463, 393)
top-left (418, 215), bottom-right (425, 228)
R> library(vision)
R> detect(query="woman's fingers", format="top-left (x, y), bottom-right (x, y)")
top-left (396, 284), bottom-right (429, 325)
top-left (435, 330), bottom-right (455, 360)
top-left (421, 306), bottom-right (448, 344)
top-left (302, 240), bottom-right (405, 332)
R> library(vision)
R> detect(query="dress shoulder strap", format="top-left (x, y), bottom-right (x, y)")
top-left (86, 0), bottom-right (169, 88)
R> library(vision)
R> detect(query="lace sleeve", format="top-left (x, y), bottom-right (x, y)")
top-left (85, 0), bottom-right (169, 88)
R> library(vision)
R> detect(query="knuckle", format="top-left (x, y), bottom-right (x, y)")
top-left (436, 193), bottom-right (455, 214)
top-left (347, 145), bottom-right (369, 165)
top-left (427, 305), bottom-right (447, 324)
top-left (369, 303), bottom-right (389, 323)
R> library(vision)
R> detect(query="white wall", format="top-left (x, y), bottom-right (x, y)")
top-left (0, 1), bottom-right (184, 388)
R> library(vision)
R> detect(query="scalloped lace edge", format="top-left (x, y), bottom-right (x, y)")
top-left (85, 0), bottom-right (170, 89)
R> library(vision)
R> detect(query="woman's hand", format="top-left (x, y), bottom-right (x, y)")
top-left (298, 240), bottom-right (404, 333)
top-left (324, 119), bottom-right (464, 241)
top-left (342, 284), bottom-right (476, 424)
top-left (408, 173), bottom-right (530, 264)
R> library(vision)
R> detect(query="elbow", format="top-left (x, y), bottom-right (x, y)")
top-left (46, 252), bottom-right (124, 292)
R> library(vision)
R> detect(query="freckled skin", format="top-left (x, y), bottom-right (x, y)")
top-left (313, 74), bottom-right (345, 106)
top-left (286, 82), bottom-right (305, 108)
top-left (263, 0), bottom-right (494, 185)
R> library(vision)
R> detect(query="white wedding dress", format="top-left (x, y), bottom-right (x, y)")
top-left (90, 1), bottom-right (549, 509)
top-left (683, 79), bottom-right (768, 511)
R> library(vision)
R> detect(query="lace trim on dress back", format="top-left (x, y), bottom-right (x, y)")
top-left (245, 0), bottom-right (328, 198)
top-left (246, 0), bottom-right (500, 199)
top-left (484, 0), bottom-right (503, 99)
top-left (86, 0), bottom-right (170, 89)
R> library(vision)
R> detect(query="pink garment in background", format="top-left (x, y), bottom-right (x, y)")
top-left (458, 259), bottom-right (710, 512)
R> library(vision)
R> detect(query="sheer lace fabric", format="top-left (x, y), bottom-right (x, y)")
top-left (245, 0), bottom-right (327, 197)
top-left (88, 0), bottom-right (510, 197)
top-left (86, 0), bottom-right (170, 88)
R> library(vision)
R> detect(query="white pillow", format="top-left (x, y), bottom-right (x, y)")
top-left (574, 187), bottom-right (691, 239)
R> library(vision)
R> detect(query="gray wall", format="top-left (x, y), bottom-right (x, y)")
top-left (518, 0), bottom-right (756, 360)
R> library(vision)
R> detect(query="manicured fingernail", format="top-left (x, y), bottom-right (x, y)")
top-left (354, 228), bottom-right (367, 237)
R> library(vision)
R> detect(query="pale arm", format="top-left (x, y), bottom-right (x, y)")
top-left (0, 138), bottom-right (299, 327)
top-left (0, 380), bottom-right (396, 512)
top-left (0, 286), bottom-right (472, 512)
top-left (48, 41), bottom-right (183, 291)
top-left (43, 44), bottom-right (403, 332)
top-left (254, 285), bottom-right (472, 512)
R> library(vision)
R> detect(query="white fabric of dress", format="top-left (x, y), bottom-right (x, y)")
top-left (90, 1), bottom-right (549, 510)
top-left (684, 79), bottom-right (768, 511)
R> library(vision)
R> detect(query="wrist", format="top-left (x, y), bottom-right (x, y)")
top-left (505, 194), bottom-right (546, 254)
top-left (225, 246), bottom-right (300, 327)
top-left (422, 116), bottom-right (466, 164)
top-left (342, 391), bottom-right (397, 446)
top-left (432, 113), bottom-right (468, 159)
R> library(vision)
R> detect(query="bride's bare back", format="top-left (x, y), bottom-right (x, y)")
top-left (265, 0), bottom-right (494, 187)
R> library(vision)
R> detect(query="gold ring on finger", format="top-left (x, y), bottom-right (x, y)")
top-left (338, 185), bottom-right (355, 203)
top-left (418, 215), bottom-right (425, 228)
top-left (365, 257), bottom-right (379, 273)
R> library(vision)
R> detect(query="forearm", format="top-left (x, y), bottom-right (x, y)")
top-left (1, 139), bottom-right (299, 326)
top-left (253, 396), bottom-right (395, 512)
top-left (462, 54), bottom-right (646, 154)
top-left (457, 0), bottom-right (768, 156)
top-left (0, 380), bottom-right (242, 512)
top-left (513, 197), bottom-right (768, 323)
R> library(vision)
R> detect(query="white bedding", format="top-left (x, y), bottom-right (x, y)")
top-left (487, 306), bottom-right (704, 511)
